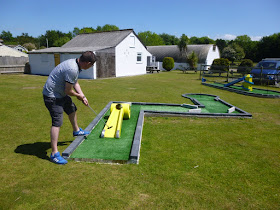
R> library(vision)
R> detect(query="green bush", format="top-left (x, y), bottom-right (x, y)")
top-left (162, 57), bottom-right (174, 71)
top-left (211, 58), bottom-right (230, 72)
top-left (187, 51), bottom-right (198, 69)
top-left (237, 59), bottom-right (254, 75)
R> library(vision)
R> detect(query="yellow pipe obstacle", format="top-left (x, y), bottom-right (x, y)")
top-left (242, 74), bottom-right (254, 91)
top-left (101, 103), bottom-right (131, 139)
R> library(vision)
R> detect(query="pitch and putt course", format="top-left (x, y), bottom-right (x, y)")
top-left (63, 94), bottom-right (252, 164)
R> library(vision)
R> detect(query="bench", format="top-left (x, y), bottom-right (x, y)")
top-left (146, 66), bottom-right (160, 73)
top-left (181, 67), bottom-right (197, 73)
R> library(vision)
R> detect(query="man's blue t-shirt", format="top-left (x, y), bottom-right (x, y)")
top-left (43, 59), bottom-right (80, 98)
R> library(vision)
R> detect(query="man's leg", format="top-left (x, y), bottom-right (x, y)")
top-left (50, 126), bottom-right (60, 155)
top-left (68, 111), bottom-right (90, 136)
top-left (64, 96), bottom-right (89, 136)
top-left (68, 111), bottom-right (79, 132)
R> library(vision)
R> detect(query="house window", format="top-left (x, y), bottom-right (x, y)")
top-left (137, 52), bottom-right (142, 63)
top-left (130, 35), bottom-right (135, 48)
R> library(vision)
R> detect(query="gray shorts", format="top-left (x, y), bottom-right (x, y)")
top-left (43, 95), bottom-right (77, 127)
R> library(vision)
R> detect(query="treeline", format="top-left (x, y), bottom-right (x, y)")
top-left (1, 24), bottom-right (279, 62)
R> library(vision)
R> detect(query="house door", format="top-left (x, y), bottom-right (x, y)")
top-left (54, 54), bottom-right (60, 66)
top-left (96, 53), bottom-right (115, 78)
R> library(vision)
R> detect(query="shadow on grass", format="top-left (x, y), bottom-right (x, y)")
top-left (14, 141), bottom-right (72, 160)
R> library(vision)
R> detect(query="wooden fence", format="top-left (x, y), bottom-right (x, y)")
top-left (0, 56), bottom-right (29, 74)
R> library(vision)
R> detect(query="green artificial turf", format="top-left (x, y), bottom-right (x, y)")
top-left (70, 105), bottom-right (141, 160)
top-left (212, 82), bottom-right (280, 95)
top-left (186, 94), bottom-right (240, 113)
top-left (140, 105), bottom-right (189, 113)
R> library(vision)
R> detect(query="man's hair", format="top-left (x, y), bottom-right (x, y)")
top-left (80, 51), bottom-right (96, 64)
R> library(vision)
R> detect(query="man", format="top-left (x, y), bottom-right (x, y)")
top-left (43, 51), bottom-right (96, 164)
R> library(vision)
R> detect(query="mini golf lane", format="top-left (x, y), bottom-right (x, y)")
top-left (202, 82), bottom-right (280, 98)
top-left (62, 94), bottom-right (252, 164)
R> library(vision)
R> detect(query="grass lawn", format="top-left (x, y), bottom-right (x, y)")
top-left (1, 71), bottom-right (279, 209)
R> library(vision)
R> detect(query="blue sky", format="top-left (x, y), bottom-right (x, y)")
top-left (1, 0), bottom-right (280, 41)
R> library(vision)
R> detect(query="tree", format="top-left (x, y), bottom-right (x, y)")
top-left (211, 58), bottom-right (230, 73)
top-left (98, 24), bottom-right (119, 32)
top-left (79, 27), bottom-right (96, 34)
top-left (16, 33), bottom-right (36, 45)
top-left (72, 27), bottom-right (80, 37)
top-left (38, 30), bottom-right (72, 48)
top-left (245, 41), bottom-right (258, 61)
top-left (237, 59), bottom-right (254, 75)
top-left (215, 39), bottom-right (227, 53)
top-left (159, 33), bottom-right (179, 45)
top-left (235, 35), bottom-right (251, 44)
top-left (186, 51), bottom-right (198, 69)
top-left (162, 57), bottom-right (174, 71)
top-left (231, 43), bottom-right (245, 61)
top-left (189, 36), bottom-right (199, 44)
top-left (178, 34), bottom-right (189, 57)
top-left (0, 30), bottom-right (14, 42)
top-left (257, 33), bottom-right (280, 60)
top-left (137, 31), bottom-right (164, 46)
top-left (23, 43), bottom-right (36, 51)
top-left (53, 36), bottom-right (71, 47)
top-left (190, 36), bottom-right (214, 44)
top-left (222, 46), bottom-right (237, 63)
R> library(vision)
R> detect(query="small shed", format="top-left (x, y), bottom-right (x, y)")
top-left (28, 29), bottom-right (151, 79)
top-left (147, 44), bottom-right (220, 70)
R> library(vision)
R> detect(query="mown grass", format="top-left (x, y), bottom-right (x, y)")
top-left (0, 71), bottom-right (279, 209)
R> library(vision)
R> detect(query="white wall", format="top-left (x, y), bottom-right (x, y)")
top-left (60, 53), bottom-right (95, 79)
top-left (29, 54), bottom-right (55, 75)
top-left (29, 53), bottom-right (95, 79)
top-left (205, 45), bottom-right (220, 66)
top-left (115, 32), bottom-right (151, 77)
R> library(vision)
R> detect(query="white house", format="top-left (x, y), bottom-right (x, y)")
top-left (28, 29), bottom-right (151, 79)
top-left (147, 45), bottom-right (220, 70)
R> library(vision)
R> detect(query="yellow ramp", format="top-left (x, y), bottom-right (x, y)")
top-left (101, 103), bottom-right (131, 139)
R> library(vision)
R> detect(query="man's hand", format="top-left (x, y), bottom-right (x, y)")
top-left (65, 82), bottom-right (88, 106)
top-left (76, 94), bottom-right (88, 106)
top-left (82, 96), bottom-right (89, 106)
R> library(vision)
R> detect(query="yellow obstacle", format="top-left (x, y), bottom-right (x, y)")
top-left (242, 74), bottom-right (254, 91)
top-left (101, 103), bottom-right (131, 139)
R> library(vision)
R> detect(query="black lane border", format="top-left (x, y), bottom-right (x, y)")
top-left (202, 82), bottom-right (280, 98)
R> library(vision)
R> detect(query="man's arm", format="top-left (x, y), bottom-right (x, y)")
top-left (65, 82), bottom-right (88, 106)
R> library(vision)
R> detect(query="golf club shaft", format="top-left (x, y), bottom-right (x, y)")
top-left (87, 104), bottom-right (112, 129)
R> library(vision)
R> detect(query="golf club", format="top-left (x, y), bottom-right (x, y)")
top-left (87, 104), bottom-right (113, 129)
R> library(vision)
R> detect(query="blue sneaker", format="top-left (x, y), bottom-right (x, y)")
top-left (73, 128), bottom-right (90, 136)
top-left (50, 152), bottom-right (68, 165)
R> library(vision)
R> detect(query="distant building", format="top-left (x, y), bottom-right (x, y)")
top-left (0, 43), bottom-right (28, 58)
top-left (0, 43), bottom-right (28, 73)
top-left (13, 45), bottom-right (28, 52)
top-left (147, 45), bottom-right (220, 70)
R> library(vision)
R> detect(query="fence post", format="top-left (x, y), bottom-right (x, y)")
top-left (226, 65), bottom-right (230, 82)
top-left (260, 66), bottom-right (263, 85)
